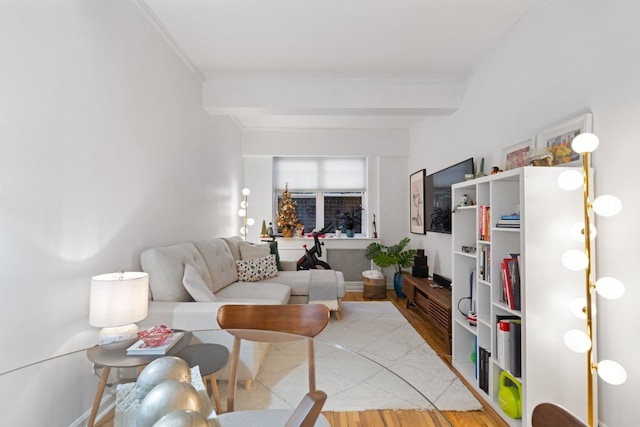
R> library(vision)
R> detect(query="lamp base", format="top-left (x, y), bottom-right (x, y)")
top-left (98, 324), bottom-right (139, 348)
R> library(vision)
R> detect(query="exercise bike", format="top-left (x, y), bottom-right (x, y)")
top-left (296, 223), bottom-right (334, 270)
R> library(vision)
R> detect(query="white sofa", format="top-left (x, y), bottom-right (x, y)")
top-left (138, 236), bottom-right (345, 384)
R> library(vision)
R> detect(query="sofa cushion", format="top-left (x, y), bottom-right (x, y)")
top-left (238, 241), bottom-right (271, 260)
top-left (221, 236), bottom-right (244, 261)
top-left (183, 263), bottom-right (217, 302)
top-left (141, 243), bottom-right (212, 302)
top-left (193, 239), bottom-right (239, 293)
top-left (236, 255), bottom-right (278, 282)
top-left (214, 281), bottom-right (291, 304)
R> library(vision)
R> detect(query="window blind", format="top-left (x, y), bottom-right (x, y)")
top-left (273, 157), bottom-right (366, 191)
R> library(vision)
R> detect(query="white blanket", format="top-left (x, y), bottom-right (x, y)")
top-left (308, 269), bottom-right (339, 310)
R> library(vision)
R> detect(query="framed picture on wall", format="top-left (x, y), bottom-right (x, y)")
top-left (536, 113), bottom-right (593, 166)
top-left (502, 138), bottom-right (534, 171)
top-left (410, 169), bottom-right (426, 234)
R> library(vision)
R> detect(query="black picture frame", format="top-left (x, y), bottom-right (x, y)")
top-left (410, 169), bottom-right (426, 234)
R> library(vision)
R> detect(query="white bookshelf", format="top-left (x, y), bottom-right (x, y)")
top-left (451, 167), bottom-right (590, 426)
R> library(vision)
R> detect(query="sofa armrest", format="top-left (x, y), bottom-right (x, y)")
top-left (140, 301), bottom-right (227, 331)
top-left (281, 260), bottom-right (297, 271)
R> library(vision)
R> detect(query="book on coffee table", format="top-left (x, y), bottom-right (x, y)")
top-left (126, 332), bottom-right (184, 356)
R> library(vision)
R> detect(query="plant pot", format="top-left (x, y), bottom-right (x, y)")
top-left (393, 272), bottom-right (405, 298)
top-left (345, 229), bottom-right (355, 238)
top-left (282, 228), bottom-right (294, 238)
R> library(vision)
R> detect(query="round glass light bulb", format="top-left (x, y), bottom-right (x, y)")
top-left (240, 226), bottom-right (247, 235)
top-left (247, 217), bottom-right (255, 226)
top-left (597, 360), bottom-right (627, 385)
top-left (595, 277), bottom-right (625, 299)
top-left (240, 200), bottom-right (247, 209)
top-left (570, 222), bottom-right (597, 242)
top-left (242, 188), bottom-right (251, 196)
top-left (238, 208), bottom-right (246, 217)
top-left (562, 249), bottom-right (589, 271)
top-left (571, 132), bottom-right (599, 153)
top-left (569, 298), bottom-right (586, 319)
top-left (557, 170), bottom-right (584, 191)
top-left (592, 195), bottom-right (622, 217)
top-left (564, 329), bottom-right (592, 353)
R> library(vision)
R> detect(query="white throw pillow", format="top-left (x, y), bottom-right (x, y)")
top-left (236, 255), bottom-right (278, 282)
top-left (239, 241), bottom-right (271, 260)
top-left (182, 263), bottom-right (217, 301)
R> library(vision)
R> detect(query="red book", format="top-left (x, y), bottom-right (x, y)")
top-left (501, 259), bottom-right (513, 308)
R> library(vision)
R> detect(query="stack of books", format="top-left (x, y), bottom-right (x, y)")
top-left (496, 214), bottom-right (520, 229)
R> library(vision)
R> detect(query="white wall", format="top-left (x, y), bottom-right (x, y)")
top-left (410, 1), bottom-right (639, 425)
top-left (0, 1), bottom-right (242, 425)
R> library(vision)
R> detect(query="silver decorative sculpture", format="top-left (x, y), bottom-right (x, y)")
top-left (135, 356), bottom-right (191, 400)
top-left (137, 381), bottom-right (204, 427)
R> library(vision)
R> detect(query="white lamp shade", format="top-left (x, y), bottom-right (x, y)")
top-left (571, 132), bottom-right (599, 153)
top-left (89, 272), bottom-right (149, 327)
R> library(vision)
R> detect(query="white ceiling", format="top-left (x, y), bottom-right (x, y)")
top-left (140, 0), bottom-right (540, 130)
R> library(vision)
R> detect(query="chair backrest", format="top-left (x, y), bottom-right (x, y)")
top-left (217, 304), bottom-right (330, 338)
top-left (531, 403), bottom-right (587, 427)
top-left (284, 390), bottom-right (328, 427)
top-left (217, 304), bottom-right (331, 412)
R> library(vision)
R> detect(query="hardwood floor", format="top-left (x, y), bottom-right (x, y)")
top-left (96, 291), bottom-right (508, 427)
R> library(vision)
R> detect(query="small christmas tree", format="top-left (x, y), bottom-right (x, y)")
top-left (277, 183), bottom-right (297, 236)
top-left (260, 219), bottom-right (268, 238)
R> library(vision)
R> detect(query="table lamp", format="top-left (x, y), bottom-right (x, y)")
top-left (89, 271), bottom-right (149, 347)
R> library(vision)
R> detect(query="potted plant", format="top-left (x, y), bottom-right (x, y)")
top-left (337, 207), bottom-right (363, 237)
top-left (365, 237), bottom-right (417, 297)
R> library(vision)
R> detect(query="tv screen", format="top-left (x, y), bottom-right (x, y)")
top-left (425, 158), bottom-right (475, 234)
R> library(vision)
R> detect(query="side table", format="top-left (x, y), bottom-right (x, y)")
top-left (85, 331), bottom-right (192, 427)
top-left (174, 343), bottom-right (230, 413)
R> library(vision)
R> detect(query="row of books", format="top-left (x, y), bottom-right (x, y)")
top-left (500, 256), bottom-right (521, 310)
top-left (478, 346), bottom-right (491, 393)
top-left (496, 213), bottom-right (521, 229)
top-left (496, 317), bottom-right (522, 377)
top-left (478, 206), bottom-right (491, 241)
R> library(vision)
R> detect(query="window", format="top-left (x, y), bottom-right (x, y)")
top-left (274, 157), bottom-right (366, 234)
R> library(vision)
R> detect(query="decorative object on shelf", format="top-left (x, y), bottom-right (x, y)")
top-left (337, 206), bottom-right (362, 238)
top-left (277, 183), bottom-right (297, 238)
top-left (372, 214), bottom-right (378, 238)
top-left (237, 188), bottom-right (255, 241)
top-left (267, 222), bottom-right (274, 237)
top-left (260, 220), bottom-right (268, 238)
top-left (476, 157), bottom-right (487, 177)
top-left (557, 132), bottom-right (626, 427)
top-left (536, 113), bottom-right (592, 166)
top-left (365, 237), bottom-right (417, 298)
top-left (89, 271), bottom-right (149, 347)
top-left (295, 222), bottom-right (304, 237)
top-left (410, 169), bottom-right (426, 234)
top-left (527, 147), bottom-right (554, 166)
top-left (502, 138), bottom-right (534, 171)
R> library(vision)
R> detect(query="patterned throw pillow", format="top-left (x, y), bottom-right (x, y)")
top-left (236, 255), bottom-right (278, 282)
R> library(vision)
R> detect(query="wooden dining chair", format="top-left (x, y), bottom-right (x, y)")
top-left (215, 389), bottom-right (329, 427)
top-left (531, 402), bottom-right (587, 427)
top-left (216, 304), bottom-right (330, 412)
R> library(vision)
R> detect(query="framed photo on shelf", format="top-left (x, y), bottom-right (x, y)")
top-left (502, 138), bottom-right (534, 171)
top-left (409, 169), bottom-right (426, 234)
top-left (536, 113), bottom-right (593, 166)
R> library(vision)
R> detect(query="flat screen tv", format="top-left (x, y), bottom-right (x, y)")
top-left (425, 157), bottom-right (475, 234)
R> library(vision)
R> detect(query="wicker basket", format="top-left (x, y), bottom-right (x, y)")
top-left (363, 277), bottom-right (387, 299)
